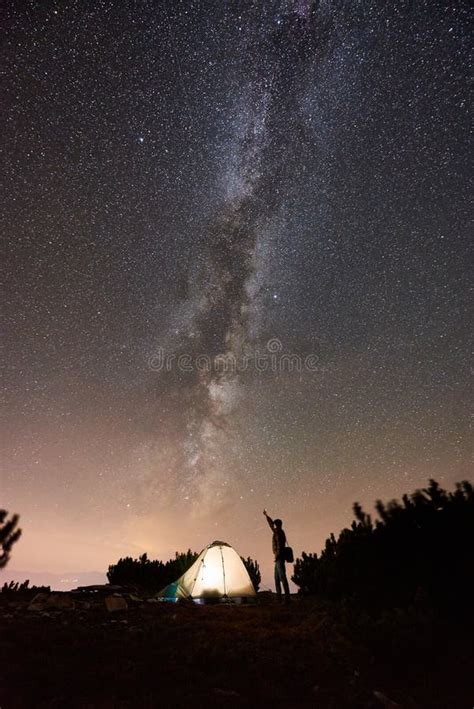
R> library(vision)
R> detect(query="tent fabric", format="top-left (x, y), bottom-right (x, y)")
top-left (157, 540), bottom-right (256, 602)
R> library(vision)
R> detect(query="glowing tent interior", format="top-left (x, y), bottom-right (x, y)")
top-left (157, 540), bottom-right (257, 603)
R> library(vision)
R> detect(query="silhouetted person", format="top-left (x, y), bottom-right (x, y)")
top-left (263, 509), bottom-right (290, 603)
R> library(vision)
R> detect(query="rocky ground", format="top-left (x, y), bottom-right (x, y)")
top-left (0, 587), bottom-right (472, 708)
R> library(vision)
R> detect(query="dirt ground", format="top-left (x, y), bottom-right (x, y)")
top-left (0, 593), bottom-right (472, 708)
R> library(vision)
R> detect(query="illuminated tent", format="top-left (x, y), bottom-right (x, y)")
top-left (157, 540), bottom-right (256, 603)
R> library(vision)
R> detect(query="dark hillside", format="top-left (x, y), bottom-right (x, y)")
top-left (1, 592), bottom-right (472, 708)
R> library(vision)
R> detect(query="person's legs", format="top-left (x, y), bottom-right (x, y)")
top-left (275, 559), bottom-right (289, 602)
top-left (274, 560), bottom-right (282, 597)
top-left (280, 562), bottom-right (290, 602)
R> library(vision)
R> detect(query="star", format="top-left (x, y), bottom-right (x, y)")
top-left (1, 0), bottom-right (469, 590)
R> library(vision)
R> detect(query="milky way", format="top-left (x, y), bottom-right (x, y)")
top-left (182, 7), bottom-right (324, 510)
top-left (2, 1), bottom-right (471, 586)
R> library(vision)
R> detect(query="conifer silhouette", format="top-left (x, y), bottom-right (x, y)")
top-left (292, 480), bottom-right (473, 607)
top-left (241, 556), bottom-right (261, 592)
top-left (107, 550), bottom-right (199, 592)
top-left (0, 510), bottom-right (21, 569)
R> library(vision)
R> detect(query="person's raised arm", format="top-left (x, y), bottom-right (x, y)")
top-left (263, 509), bottom-right (274, 530)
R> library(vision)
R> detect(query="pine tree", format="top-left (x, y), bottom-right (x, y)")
top-left (241, 556), bottom-right (261, 592)
top-left (0, 510), bottom-right (22, 569)
top-left (107, 550), bottom-right (198, 592)
top-left (292, 480), bottom-right (474, 608)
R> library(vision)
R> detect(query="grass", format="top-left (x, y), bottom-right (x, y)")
top-left (1, 593), bottom-right (472, 708)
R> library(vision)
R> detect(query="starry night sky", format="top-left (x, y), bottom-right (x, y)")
top-left (2, 1), bottom-right (471, 587)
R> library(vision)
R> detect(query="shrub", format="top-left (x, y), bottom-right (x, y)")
top-left (107, 550), bottom-right (198, 593)
top-left (292, 480), bottom-right (474, 608)
top-left (0, 510), bottom-right (21, 568)
top-left (1, 579), bottom-right (50, 595)
top-left (241, 556), bottom-right (261, 592)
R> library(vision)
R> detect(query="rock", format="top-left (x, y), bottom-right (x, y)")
top-left (127, 594), bottom-right (143, 603)
top-left (373, 690), bottom-right (399, 707)
top-left (213, 688), bottom-right (240, 698)
top-left (27, 592), bottom-right (76, 611)
top-left (128, 626), bottom-right (144, 634)
top-left (73, 583), bottom-right (136, 594)
top-left (177, 597), bottom-right (195, 607)
top-left (27, 593), bottom-right (50, 611)
top-left (8, 601), bottom-right (23, 610)
top-left (105, 595), bottom-right (128, 612)
top-left (46, 593), bottom-right (76, 611)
